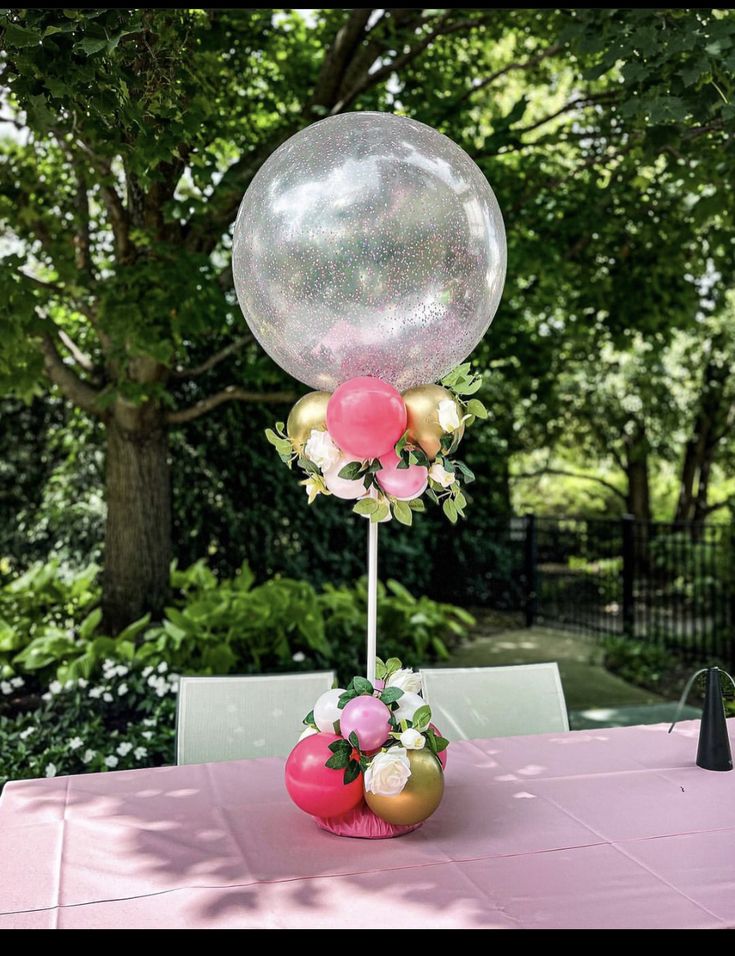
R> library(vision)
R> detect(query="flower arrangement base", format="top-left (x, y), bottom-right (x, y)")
top-left (314, 802), bottom-right (423, 840)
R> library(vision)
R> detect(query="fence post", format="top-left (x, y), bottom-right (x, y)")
top-left (622, 514), bottom-right (635, 637)
top-left (524, 512), bottom-right (538, 627)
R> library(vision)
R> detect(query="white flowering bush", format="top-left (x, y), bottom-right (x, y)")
top-left (0, 659), bottom-right (178, 788)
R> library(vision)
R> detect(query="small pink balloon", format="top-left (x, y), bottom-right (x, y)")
top-left (327, 377), bottom-right (407, 461)
top-left (340, 695), bottom-right (392, 752)
top-left (430, 723), bottom-right (448, 769)
top-left (376, 450), bottom-right (428, 500)
top-left (285, 733), bottom-right (364, 818)
top-left (323, 457), bottom-right (368, 500)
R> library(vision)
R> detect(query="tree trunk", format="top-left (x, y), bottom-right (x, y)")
top-left (625, 439), bottom-right (651, 523)
top-left (103, 407), bottom-right (171, 633)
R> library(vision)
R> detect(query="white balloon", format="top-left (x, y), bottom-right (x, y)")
top-left (313, 687), bottom-right (345, 733)
top-left (232, 111), bottom-right (506, 391)
top-left (298, 726), bottom-right (318, 742)
top-left (393, 690), bottom-right (425, 724)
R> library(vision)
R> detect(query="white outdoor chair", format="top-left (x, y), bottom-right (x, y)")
top-left (176, 671), bottom-right (335, 764)
top-left (420, 663), bottom-right (569, 740)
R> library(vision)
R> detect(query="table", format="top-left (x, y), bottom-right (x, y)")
top-left (0, 720), bottom-right (733, 929)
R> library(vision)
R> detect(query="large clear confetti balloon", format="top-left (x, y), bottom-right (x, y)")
top-left (232, 111), bottom-right (506, 391)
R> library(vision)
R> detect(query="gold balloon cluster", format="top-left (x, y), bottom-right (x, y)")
top-left (286, 385), bottom-right (463, 461)
top-left (364, 750), bottom-right (445, 826)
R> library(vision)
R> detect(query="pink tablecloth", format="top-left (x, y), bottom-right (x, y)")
top-left (1, 719), bottom-right (734, 929)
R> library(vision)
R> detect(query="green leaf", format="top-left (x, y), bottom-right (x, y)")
top-left (384, 657), bottom-right (402, 677)
top-left (465, 398), bottom-right (488, 419)
top-left (434, 736), bottom-right (449, 752)
top-left (325, 753), bottom-right (349, 770)
top-left (78, 607), bottom-right (102, 641)
top-left (352, 676), bottom-right (374, 695)
top-left (380, 686), bottom-right (404, 705)
top-left (393, 500), bottom-right (413, 526)
top-left (75, 37), bottom-right (108, 56)
top-left (443, 498), bottom-right (458, 524)
top-left (337, 460), bottom-right (363, 480)
top-left (353, 498), bottom-right (378, 516)
top-left (454, 461), bottom-right (475, 483)
top-left (370, 502), bottom-right (390, 523)
top-left (411, 704), bottom-right (431, 730)
top-left (5, 23), bottom-right (41, 47)
top-left (408, 498), bottom-right (426, 511)
top-left (338, 688), bottom-right (360, 708)
top-left (343, 761), bottom-right (362, 785)
top-left (375, 657), bottom-right (387, 680)
top-left (303, 710), bottom-right (315, 727)
top-left (348, 730), bottom-right (360, 750)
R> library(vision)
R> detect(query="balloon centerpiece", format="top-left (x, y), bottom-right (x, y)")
top-left (286, 658), bottom-right (448, 837)
top-left (231, 110), bottom-right (506, 838)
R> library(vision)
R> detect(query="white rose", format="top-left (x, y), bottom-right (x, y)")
top-left (393, 691), bottom-right (425, 724)
top-left (364, 748), bottom-right (411, 796)
top-left (399, 729), bottom-right (425, 750)
top-left (386, 668), bottom-right (423, 696)
top-left (429, 462), bottom-right (456, 488)
top-left (304, 429), bottom-right (341, 472)
top-left (438, 398), bottom-right (461, 433)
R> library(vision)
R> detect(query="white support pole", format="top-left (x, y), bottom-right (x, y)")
top-left (366, 520), bottom-right (378, 683)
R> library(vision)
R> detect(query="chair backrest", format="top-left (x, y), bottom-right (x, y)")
top-left (420, 663), bottom-right (569, 740)
top-left (176, 672), bottom-right (336, 764)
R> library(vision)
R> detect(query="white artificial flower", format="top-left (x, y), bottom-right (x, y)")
top-left (88, 687), bottom-right (103, 699)
top-left (438, 398), bottom-right (461, 433)
top-left (44, 763), bottom-right (57, 778)
top-left (116, 742), bottom-right (133, 756)
top-left (19, 726), bottom-right (35, 740)
top-left (77, 678), bottom-right (88, 689)
top-left (49, 680), bottom-right (62, 695)
top-left (292, 652), bottom-right (306, 663)
top-left (429, 462), bottom-right (456, 488)
top-left (10, 676), bottom-right (24, 688)
top-left (133, 747), bottom-right (147, 760)
top-left (386, 668), bottom-right (423, 696)
top-left (157, 661), bottom-right (168, 674)
top-left (399, 728), bottom-right (426, 750)
top-left (68, 737), bottom-right (83, 751)
top-left (82, 749), bottom-right (96, 763)
top-left (0, 681), bottom-right (12, 695)
top-left (141, 731), bottom-right (154, 741)
top-left (117, 683), bottom-right (128, 696)
top-left (364, 748), bottom-right (411, 796)
top-left (393, 691), bottom-right (425, 724)
top-left (304, 428), bottom-right (341, 472)
top-left (104, 755), bottom-right (119, 768)
top-left (103, 692), bottom-right (113, 703)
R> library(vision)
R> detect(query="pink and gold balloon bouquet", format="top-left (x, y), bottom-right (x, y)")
top-left (232, 111), bottom-right (506, 837)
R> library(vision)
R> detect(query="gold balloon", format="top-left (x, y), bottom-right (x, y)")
top-left (401, 385), bottom-right (464, 460)
top-left (286, 391), bottom-right (332, 453)
top-left (365, 749), bottom-right (444, 826)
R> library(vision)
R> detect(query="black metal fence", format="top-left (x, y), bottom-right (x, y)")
top-left (519, 514), bottom-right (735, 669)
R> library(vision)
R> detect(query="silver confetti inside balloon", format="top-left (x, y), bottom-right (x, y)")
top-left (232, 111), bottom-right (506, 391)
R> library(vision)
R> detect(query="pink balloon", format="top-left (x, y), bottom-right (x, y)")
top-left (323, 457), bottom-right (368, 500)
top-left (430, 723), bottom-right (448, 769)
top-left (376, 450), bottom-right (428, 500)
top-left (285, 733), bottom-right (364, 818)
top-left (326, 377), bottom-right (407, 461)
top-left (340, 695), bottom-right (392, 752)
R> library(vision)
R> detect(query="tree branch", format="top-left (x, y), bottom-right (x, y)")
top-left (73, 137), bottom-right (131, 261)
top-left (455, 43), bottom-right (563, 107)
top-left (167, 385), bottom-right (297, 425)
top-left (38, 332), bottom-right (104, 417)
top-left (332, 13), bottom-right (491, 114)
top-left (57, 329), bottom-right (96, 374)
top-left (171, 334), bottom-right (253, 379)
top-left (511, 467), bottom-right (627, 500)
top-left (310, 8), bottom-right (376, 109)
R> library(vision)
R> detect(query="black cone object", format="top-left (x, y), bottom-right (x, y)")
top-left (669, 666), bottom-right (734, 772)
